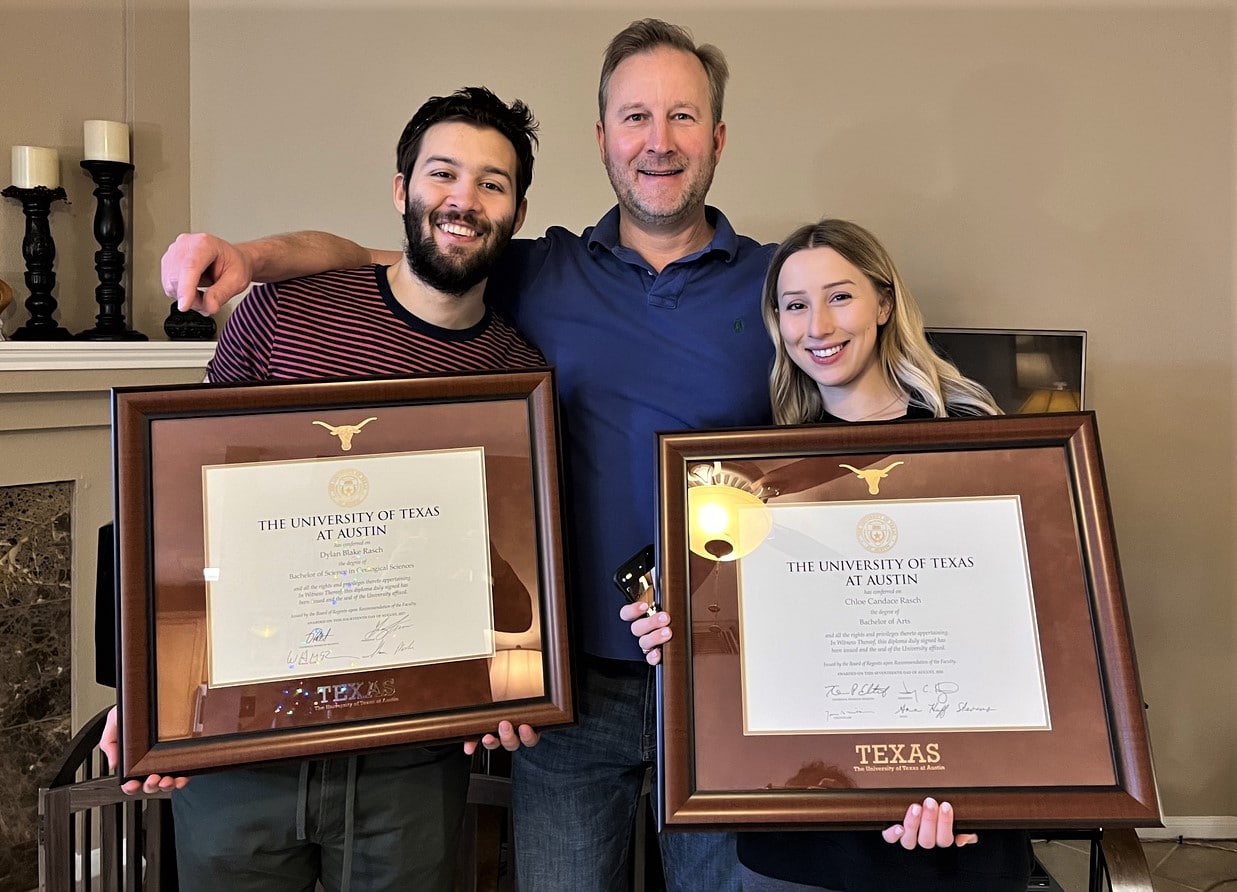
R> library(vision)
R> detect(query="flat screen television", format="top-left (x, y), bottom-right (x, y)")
top-left (925, 328), bottom-right (1087, 415)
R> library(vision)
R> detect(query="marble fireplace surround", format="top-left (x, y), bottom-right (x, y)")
top-left (0, 342), bottom-right (213, 886)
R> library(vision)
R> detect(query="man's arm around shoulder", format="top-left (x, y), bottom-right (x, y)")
top-left (162, 231), bottom-right (397, 315)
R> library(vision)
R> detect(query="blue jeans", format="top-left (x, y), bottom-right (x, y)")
top-left (512, 656), bottom-right (740, 891)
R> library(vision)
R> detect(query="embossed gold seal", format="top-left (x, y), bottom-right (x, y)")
top-left (328, 469), bottom-right (370, 508)
top-left (856, 512), bottom-right (897, 554)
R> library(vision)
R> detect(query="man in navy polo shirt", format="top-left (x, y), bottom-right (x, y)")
top-left (160, 19), bottom-right (773, 891)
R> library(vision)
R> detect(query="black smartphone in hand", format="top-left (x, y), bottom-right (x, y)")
top-left (613, 544), bottom-right (656, 616)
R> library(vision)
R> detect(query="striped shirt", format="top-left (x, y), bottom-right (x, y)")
top-left (208, 264), bottom-right (544, 383)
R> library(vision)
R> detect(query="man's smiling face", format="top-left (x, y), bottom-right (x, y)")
top-left (596, 46), bottom-right (726, 229)
top-left (397, 120), bottom-right (522, 295)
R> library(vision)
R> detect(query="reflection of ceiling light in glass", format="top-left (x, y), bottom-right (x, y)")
top-left (687, 462), bottom-right (773, 561)
top-left (689, 461), bottom-right (760, 492)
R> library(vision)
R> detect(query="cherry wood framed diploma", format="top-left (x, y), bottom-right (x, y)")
top-left (657, 412), bottom-right (1159, 830)
top-left (113, 370), bottom-right (572, 779)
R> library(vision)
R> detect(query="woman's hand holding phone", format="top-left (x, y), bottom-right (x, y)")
top-left (620, 601), bottom-right (672, 666)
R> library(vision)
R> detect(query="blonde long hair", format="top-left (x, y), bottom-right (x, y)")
top-left (761, 219), bottom-right (1000, 425)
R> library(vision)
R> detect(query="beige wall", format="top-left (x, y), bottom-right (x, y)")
top-left (0, 0), bottom-right (188, 339)
top-left (1, 0), bottom-right (1233, 824)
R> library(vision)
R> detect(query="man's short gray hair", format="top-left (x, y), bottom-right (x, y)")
top-left (598, 19), bottom-right (729, 126)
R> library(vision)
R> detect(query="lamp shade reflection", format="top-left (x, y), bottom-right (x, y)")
top-left (1018, 382), bottom-right (1080, 414)
top-left (489, 646), bottom-right (544, 701)
top-left (687, 484), bottom-right (773, 561)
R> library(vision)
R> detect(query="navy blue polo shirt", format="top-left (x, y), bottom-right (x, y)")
top-left (485, 206), bottom-right (775, 660)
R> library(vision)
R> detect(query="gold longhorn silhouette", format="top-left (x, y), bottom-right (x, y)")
top-left (839, 461), bottom-right (904, 495)
top-left (312, 417), bottom-right (378, 451)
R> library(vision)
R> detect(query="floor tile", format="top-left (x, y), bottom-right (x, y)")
top-left (1151, 878), bottom-right (1201, 892)
top-left (1153, 841), bottom-right (1237, 890)
top-left (1052, 836), bottom-right (1096, 857)
top-left (1034, 841), bottom-right (1091, 892)
top-left (1036, 837), bottom-right (1237, 892)
top-left (1141, 840), bottom-right (1180, 873)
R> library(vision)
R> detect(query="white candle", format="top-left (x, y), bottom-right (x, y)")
top-left (83, 120), bottom-right (130, 163)
top-left (11, 146), bottom-right (60, 189)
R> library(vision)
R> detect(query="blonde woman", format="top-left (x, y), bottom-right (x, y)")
top-left (624, 220), bottom-right (1032, 891)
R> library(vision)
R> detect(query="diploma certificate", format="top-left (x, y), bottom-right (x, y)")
top-left (202, 448), bottom-right (494, 686)
top-left (737, 497), bottom-right (1049, 734)
top-left (113, 372), bottom-right (574, 778)
top-left (656, 413), bottom-right (1160, 829)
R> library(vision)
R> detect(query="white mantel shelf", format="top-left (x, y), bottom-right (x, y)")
top-left (0, 341), bottom-right (216, 371)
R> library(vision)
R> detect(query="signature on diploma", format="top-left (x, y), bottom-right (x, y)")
top-left (352, 612), bottom-right (415, 658)
top-left (823, 706), bottom-right (876, 723)
top-left (288, 626), bottom-right (335, 665)
top-left (955, 701), bottom-right (997, 714)
top-left (898, 680), bottom-right (959, 718)
top-left (888, 680), bottom-right (998, 719)
top-left (324, 613), bottom-right (419, 662)
top-left (363, 612), bottom-right (414, 643)
top-left (897, 679), bottom-right (960, 703)
top-left (287, 648), bottom-right (332, 666)
top-left (823, 683), bottom-right (891, 700)
top-left (303, 627), bottom-right (333, 645)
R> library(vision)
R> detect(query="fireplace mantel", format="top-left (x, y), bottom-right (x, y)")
top-left (0, 341), bottom-right (216, 373)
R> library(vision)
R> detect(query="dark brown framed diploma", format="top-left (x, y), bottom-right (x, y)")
top-left (113, 370), bottom-right (572, 779)
top-left (657, 412), bottom-right (1159, 830)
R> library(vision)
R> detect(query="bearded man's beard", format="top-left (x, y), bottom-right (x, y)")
top-left (402, 196), bottom-right (515, 296)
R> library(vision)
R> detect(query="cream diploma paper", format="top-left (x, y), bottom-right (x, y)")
top-left (202, 448), bottom-right (495, 687)
top-left (736, 497), bottom-right (1049, 735)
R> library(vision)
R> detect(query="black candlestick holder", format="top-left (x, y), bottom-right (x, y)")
top-left (77, 159), bottom-right (146, 340)
top-left (163, 304), bottom-right (217, 340)
top-left (2, 184), bottom-right (72, 340)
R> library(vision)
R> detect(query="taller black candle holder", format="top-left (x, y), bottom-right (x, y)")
top-left (77, 159), bottom-right (146, 340)
top-left (2, 184), bottom-right (72, 340)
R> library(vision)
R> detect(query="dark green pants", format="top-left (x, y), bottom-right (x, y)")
top-left (172, 746), bottom-right (470, 892)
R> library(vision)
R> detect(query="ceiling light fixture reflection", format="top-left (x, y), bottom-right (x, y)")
top-left (686, 462), bottom-right (773, 562)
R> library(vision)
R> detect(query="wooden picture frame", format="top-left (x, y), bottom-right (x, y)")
top-left (113, 370), bottom-right (572, 779)
top-left (657, 412), bottom-right (1158, 830)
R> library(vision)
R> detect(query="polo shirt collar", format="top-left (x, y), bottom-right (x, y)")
top-left (587, 205), bottom-right (740, 264)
